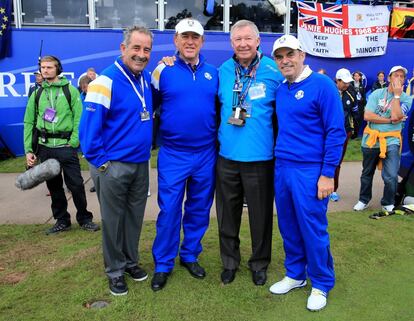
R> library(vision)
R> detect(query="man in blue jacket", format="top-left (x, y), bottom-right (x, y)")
top-left (216, 20), bottom-right (283, 286)
top-left (79, 26), bottom-right (153, 296)
top-left (150, 18), bottom-right (219, 291)
top-left (269, 35), bottom-right (346, 311)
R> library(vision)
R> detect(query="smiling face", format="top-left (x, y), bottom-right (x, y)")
top-left (273, 47), bottom-right (306, 83)
top-left (174, 31), bottom-right (204, 65)
top-left (121, 31), bottom-right (152, 75)
top-left (231, 25), bottom-right (260, 67)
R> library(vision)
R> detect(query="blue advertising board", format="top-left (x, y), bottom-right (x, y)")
top-left (0, 28), bottom-right (413, 156)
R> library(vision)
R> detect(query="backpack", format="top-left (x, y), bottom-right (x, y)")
top-left (34, 84), bottom-right (72, 111)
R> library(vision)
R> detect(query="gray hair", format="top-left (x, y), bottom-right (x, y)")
top-left (123, 25), bottom-right (154, 47)
top-left (230, 20), bottom-right (260, 39)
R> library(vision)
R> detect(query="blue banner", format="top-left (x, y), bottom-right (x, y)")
top-left (0, 28), bottom-right (413, 156)
top-left (0, 0), bottom-right (11, 59)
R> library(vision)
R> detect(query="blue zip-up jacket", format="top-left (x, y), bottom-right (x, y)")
top-left (151, 54), bottom-right (218, 151)
top-left (218, 55), bottom-right (283, 162)
top-left (79, 57), bottom-right (152, 168)
top-left (275, 67), bottom-right (346, 178)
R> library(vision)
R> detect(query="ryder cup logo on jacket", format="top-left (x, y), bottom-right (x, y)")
top-left (204, 72), bottom-right (212, 80)
top-left (295, 90), bottom-right (304, 100)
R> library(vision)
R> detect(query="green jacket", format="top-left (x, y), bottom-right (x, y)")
top-left (23, 76), bottom-right (83, 153)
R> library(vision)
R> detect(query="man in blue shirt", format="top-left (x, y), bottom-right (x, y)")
top-left (79, 26), bottom-right (153, 296)
top-left (269, 35), bottom-right (346, 311)
top-left (216, 20), bottom-right (283, 286)
top-left (150, 18), bottom-right (219, 291)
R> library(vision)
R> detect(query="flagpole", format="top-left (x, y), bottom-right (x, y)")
top-left (284, 0), bottom-right (292, 35)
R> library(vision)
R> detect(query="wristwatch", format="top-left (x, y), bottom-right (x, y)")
top-left (98, 161), bottom-right (111, 172)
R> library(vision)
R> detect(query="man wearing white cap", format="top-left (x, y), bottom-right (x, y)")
top-left (353, 65), bottom-right (413, 212)
top-left (269, 34), bottom-right (346, 311)
top-left (330, 68), bottom-right (358, 202)
top-left (150, 18), bottom-right (218, 291)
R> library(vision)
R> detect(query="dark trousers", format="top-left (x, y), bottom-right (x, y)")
top-left (215, 156), bottom-right (274, 271)
top-left (334, 132), bottom-right (352, 192)
top-left (38, 145), bottom-right (92, 225)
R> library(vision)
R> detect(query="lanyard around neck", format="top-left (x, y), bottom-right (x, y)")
top-left (115, 61), bottom-right (147, 112)
top-left (45, 87), bottom-right (60, 109)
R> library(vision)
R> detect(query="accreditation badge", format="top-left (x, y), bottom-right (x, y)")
top-left (248, 83), bottom-right (266, 100)
top-left (140, 111), bottom-right (150, 121)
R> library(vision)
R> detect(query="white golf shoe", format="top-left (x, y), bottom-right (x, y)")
top-left (269, 276), bottom-right (307, 295)
top-left (307, 288), bottom-right (327, 311)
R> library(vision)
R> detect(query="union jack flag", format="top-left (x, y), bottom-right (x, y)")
top-left (297, 2), bottom-right (344, 28)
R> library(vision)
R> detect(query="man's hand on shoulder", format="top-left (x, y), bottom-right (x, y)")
top-left (159, 56), bottom-right (176, 66)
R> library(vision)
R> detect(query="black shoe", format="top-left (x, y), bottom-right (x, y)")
top-left (151, 272), bottom-right (170, 291)
top-left (45, 222), bottom-right (71, 235)
top-left (252, 270), bottom-right (267, 286)
top-left (221, 269), bottom-right (236, 284)
top-left (180, 260), bottom-right (206, 279)
top-left (125, 266), bottom-right (148, 281)
top-left (90, 186), bottom-right (96, 193)
top-left (109, 275), bottom-right (128, 296)
top-left (80, 221), bottom-right (100, 232)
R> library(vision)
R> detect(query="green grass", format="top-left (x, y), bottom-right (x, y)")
top-left (0, 141), bottom-right (361, 174)
top-left (344, 137), bottom-right (362, 162)
top-left (1, 213), bottom-right (413, 321)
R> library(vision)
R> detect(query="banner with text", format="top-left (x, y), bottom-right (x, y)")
top-left (297, 2), bottom-right (390, 58)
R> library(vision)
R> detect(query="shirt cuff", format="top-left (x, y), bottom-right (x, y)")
top-left (321, 164), bottom-right (336, 178)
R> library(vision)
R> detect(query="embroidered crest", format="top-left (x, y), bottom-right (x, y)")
top-left (295, 90), bottom-right (304, 100)
top-left (204, 72), bottom-right (212, 80)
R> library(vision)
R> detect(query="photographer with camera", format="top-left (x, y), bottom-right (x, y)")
top-left (23, 55), bottom-right (99, 235)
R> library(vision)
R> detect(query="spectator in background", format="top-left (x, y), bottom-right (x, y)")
top-left (354, 66), bottom-right (413, 213)
top-left (28, 71), bottom-right (44, 97)
top-left (78, 75), bottom-right (96, 193)
top-left (86, 67), bottom-right (97, 80)
top-left (78, 75), bottom-right (93, 102)
top-left (330, 68), bottom-right (358, 202)
top-left (351, 71), bottom-right (366, 138)
top-left (372, 71), bottom-right (387, 92)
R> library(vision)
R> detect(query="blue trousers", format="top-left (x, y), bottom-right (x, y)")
top-left (275, 160), bottom-right (335, 293)
top-left (152, 145), bottom-right (216, 272)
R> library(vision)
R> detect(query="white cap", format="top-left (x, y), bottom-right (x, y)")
top-left (388, 65), bottom-right (407, 77)
top-left (335, 68), bottom-right (353, 83)
top-left (175, 18), bottom-right (204, 36)
top-left (272, 34), bottom-right (303, 56)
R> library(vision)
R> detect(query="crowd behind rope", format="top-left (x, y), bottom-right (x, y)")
top-left (22, 18), bottom-right (413, 312)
